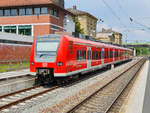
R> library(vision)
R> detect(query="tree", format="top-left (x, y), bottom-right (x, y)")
top-left (73, 17), bottom-right (84, 34)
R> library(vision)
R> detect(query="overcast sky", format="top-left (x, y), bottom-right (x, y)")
top-left (65, 0), bottom-right (150, 43)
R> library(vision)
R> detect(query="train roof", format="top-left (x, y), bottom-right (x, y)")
top-left (63, 35), bottom-right (132, 51)
top-left (37, 34), bottom-right (132, 51)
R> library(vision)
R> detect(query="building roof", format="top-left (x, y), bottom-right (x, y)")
top-left (67, 7), bottom-right (98, 20)
top-left (100, 28), bottom-right (122, 36)
top-left (0, 0), bottom-right (74, 16)
top-left (0, 0), bottom-right (52, 7)
top-left (96, 33), bottom-right (113, 38)
top-left (0, 0), bottom-right (64, 8)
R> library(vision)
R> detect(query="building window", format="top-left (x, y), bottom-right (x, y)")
top-left (4, 26), bottom-right (16, 34)
top-left (54, 9), bottom-right (59, 17)
top-left (50, 25), bottom-right (59, 30)
top-left (41, 7), bottom-right (48, 14)
top-left (19, 8), bottom-right (25, 16)
top-left (4, 9), bottom-right (10, 16)
top-left (11, 9), bottom-right (18, 16)
top-left (0, 10), bottom-right (3, 16)
top-left (0, 26), bottom-right (2, 32)
top-left (50, 7), bottom-right (59, 17)
top-left (18, 25), bottom-right (32, 36)
top-left (50, 8), bottom-right (54, 15)
top-left (34, 8), bottom-right (40, 15)
top-left (26, 8), bottom-right (32, 15)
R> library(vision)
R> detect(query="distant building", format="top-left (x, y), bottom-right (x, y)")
top-left (0, 0), bottom-right (73, 37)
top-left (67, 6), bottom-right (98, 37)
top-left (96, 28), bottom-right (122, 45)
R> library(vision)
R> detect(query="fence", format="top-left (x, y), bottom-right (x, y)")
top-left (0, 59), bottom-right (29, 73)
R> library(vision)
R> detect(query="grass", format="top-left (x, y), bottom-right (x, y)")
top-left (0, 62), bottom-right (29, 73)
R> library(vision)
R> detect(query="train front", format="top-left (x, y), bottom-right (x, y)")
top-left (30, 34), bottom-right (61, 84)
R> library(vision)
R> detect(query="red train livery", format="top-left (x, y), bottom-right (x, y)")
top-left (30, 34), bottom-right (133, 84)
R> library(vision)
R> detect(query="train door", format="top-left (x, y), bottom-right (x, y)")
top-left (87, 47), bottom-right (91, 68)
top-left (102, 48), bottom-right (104, 64)
top-left (113, 49), bottom-right (115, 62)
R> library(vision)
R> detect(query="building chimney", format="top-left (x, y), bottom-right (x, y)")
top-left (73, 5), bottom-right (77, 10)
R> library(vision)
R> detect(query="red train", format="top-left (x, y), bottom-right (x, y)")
top-left (30, 34), bottom-right (133, 84)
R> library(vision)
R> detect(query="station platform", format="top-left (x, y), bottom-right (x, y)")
top-left (119, 59), bottom-right (150, 113)
top-left (0, 69), bottom-right (35, 80)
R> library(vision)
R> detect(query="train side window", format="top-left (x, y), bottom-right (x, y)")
top-left (105, 51), bottom-right (107, 58)
top-left (69, 44), bottom-right (72, 54)
top-left (96, 51), bottom-right (99, 60)
top-left (107, 51), bottom-right (109, 58)
top-left (110, 51), bottom-right (112, 58)
top-left (92, 51), bottom-right (95, 60)
top-left (82, 50), bottom-right (86, 60)
top-left (99, 51), bottom-right (101, 59)
top-left (77, 50), bottom-right (81, 61)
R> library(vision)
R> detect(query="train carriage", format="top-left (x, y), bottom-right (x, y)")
top-left (30, 34), bottom-right (133, 84)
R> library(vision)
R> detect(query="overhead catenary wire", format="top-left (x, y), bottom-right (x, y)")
top-left (130, 17), bottom-right (150, 30)
top-left (101, 0), bottom-right (129, 30)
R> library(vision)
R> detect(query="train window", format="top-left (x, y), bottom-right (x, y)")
top-left (92, 51), bottom-right (95, 60)
top-left (117, 52), bottom-right (118, 57)
top-left (96, 51), bottom-right (99, 60)
top-left (107, 51), bottom-right (109, 58)
top-left (99, 51), bottom-right (101, 59)
top-left (110, 51), bottom-right (112, 58)
top-left (82, 50), bottom-right (86, 60)
top-left (105, 51), bottom-right (107, 58)
top-left (69, 44), bottom-right (72, 54)
top-left (77, 50), bottom-right (81, 61)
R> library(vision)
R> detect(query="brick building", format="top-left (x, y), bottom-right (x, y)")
top-left (0, 0), bottom-right (72, 37)
top-left (0, 32), bottom-right (32, 61)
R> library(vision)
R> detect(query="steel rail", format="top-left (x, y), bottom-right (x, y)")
top-left (0, 86), bottom-right (59, 111)
top-left (104, 59), bottom-right (146, 113)
top-left (0, 85), bottom-right (40, 99)
top-left (66, 58), bottom-right (145, 113)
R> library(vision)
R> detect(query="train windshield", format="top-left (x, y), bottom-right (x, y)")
top-left (36, 41), bottom-right (59, 57)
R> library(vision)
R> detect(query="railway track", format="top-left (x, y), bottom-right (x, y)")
top-left (0, 85), bottom-right (59, 111)
top-left (0, 74), bottom-right (34, 84)
top-left (0, 76), bottom-right (36, 97)
top-left (66, 58), bottom-right (146, 113)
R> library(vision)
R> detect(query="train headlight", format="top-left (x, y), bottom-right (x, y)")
top-left (57, 62), bottom-right (63, 66)
top-left (31, 62), bottom-right (34, 66)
